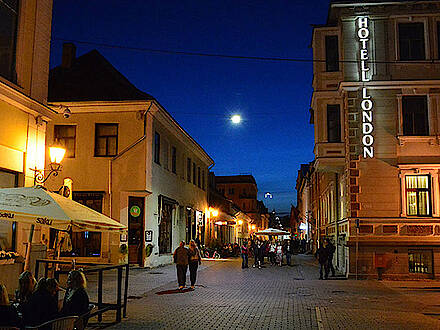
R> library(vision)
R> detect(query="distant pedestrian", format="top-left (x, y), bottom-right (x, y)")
top-left (188, 240), bottom-right (202, 290)
top-left (252, 240), bottom-right (260, 268)
top-left (173, 241), bottom-right (189, 289)
top-left (241, 240), bottom-right (249, 269)
top-left (315, 241), bottom-right (329, 279)
top-left (276, 243), bottom-right (283, 266)
top-left (284, 239), bottom-right (293, 266)
top-left (269, 242), bottom-right (276, 265)
top-left (326, 238), bottom-right (336, 277)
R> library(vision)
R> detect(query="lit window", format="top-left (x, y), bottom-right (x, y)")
top-left (409, 250), bottom-right (432, 274)
top-left (405, 175), bottom-right (431, 216)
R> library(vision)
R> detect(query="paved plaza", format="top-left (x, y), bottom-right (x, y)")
top-left (91, 255), bottom-right (440, 329)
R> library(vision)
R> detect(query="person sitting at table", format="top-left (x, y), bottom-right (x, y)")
top-left (0, 284), bottom-right (21, 327)
top-left (15, 270), bottom-right (36, 315)
top-left (61, 270), bottom-right (89, 317)
top-left (23, 278), bottom-right (59, 326)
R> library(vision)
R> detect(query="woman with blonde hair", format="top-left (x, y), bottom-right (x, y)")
top-left (0, 284), bottom-right (20, 327)
top-left (61, 270), bottom-right (89, 316)
top-left (188, 239), bottom-right (202, 290)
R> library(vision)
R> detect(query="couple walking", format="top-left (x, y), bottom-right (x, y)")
top-left (315, 238), bottom-right (336, 280)
top-left (173, 240), bottom-right (201, 290)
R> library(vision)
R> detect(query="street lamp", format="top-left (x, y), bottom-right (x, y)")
top-left (238, 220), bottom-right (243, 225)
top-left (31, 144), bottom-right (66, 185)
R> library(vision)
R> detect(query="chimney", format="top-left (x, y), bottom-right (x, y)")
top-left (61, 43), bottom-right (76, 69)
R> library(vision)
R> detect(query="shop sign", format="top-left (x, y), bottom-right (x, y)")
top-left (130, 205), bottom-right (141, 217)
top-left (145, 230), bottom-right (153, 242)
top-left (357, 17), bottom-right (374, 158)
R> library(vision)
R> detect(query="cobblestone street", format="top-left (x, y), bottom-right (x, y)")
top-left (98, 255), bottom-right (440, 329)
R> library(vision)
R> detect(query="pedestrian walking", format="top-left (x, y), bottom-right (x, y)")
top-left (241, 240), bottom-right (249, 268)
top-left (315, 241), bottom-right (329, 279)
top-left (326, 238), bottom-right (336, 277)
top-left (188, 240), bottom-right (202, 290)
top-left (284, 239), bottom-right (293, 266)
top-left (269, 242), bottom-right (276, 265)
top-left (173, 241), bottom-right (189, 289)
top-left (276, 243), bottom-right (283, 266)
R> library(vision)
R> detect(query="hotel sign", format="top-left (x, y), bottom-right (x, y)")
top-left (357, 17), bottom-right (374, 158)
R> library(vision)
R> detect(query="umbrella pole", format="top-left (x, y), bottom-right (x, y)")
top-left (24, 224), bottom-right (35, 272)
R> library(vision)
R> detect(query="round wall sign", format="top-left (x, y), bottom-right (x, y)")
top-left (130, 205), bottom-right (141, 217)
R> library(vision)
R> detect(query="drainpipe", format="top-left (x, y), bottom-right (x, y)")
top-left (108, 102), bottom-right (153, 218)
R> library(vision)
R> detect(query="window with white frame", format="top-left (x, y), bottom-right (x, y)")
top-left (402, 96), bottom-right (429, 136)
top-left (398, 22), bottom-right (425, 61)
top-left (405, 175), bottom-right (431, 216)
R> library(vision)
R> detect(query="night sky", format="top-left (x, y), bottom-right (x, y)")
top-left (50, 0), bottom-right (330, 214)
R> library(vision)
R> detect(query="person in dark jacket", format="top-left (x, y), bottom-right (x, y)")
top-left (326, 238), bottom-right (336, 277)
top-left (173, 241), bottom-right (189, 289)
top-left (0, 284), bottom-right (20, 327)
top-left (188, 240), bottom-right (202, 290)
top-left (315, 241), bottom-right (329, 279)
top-left (23, 278), bottom-right (59, 326)
top-left (284, 239), bottom-right (293, 266)
top-left (241, 240), bottom-right (249, 269)
top-left (62, 270), bottom-right (89, 317)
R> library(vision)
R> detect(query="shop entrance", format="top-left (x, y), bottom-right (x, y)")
top-left (128, 197), bottom-right (144, 265)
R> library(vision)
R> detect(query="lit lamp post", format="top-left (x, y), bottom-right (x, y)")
top-left (31, 145), bottom-right (66, 185)
top-left (25, 144), bottom-right (66, 270)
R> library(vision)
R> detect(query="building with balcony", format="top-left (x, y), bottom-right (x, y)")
top-left (45, 44), bottom-right (213, 267)
top-left (309, 0), bottom-right (440, 278)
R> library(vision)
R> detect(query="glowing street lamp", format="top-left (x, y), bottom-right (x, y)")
top-left (231, 114), bottom-right (241, 124)
top-left (238, 220), bottom-right (243, 225)
top-left (251, 225), bottom-right (256, 231)
top-left (31, 143), bottom-right (66, 185)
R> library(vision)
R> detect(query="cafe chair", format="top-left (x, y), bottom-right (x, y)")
top-left (74, 304), bottom-right (96, 330)
top-left (25, 316), bottom-right (78, 330)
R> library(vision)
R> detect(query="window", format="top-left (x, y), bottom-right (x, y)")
top-left (202, 170), bottom-right (205, 190)
top-left (154, 132), bottom-right (160, 164)
top-left (95, 124), bottom-right (118, 157)
top-left (405, 175), bottom-right (431, 216)
top-left (162, 139), bottom-right (169, 169)
top-left (0, 0), bottom-right (19, 82)
top-left (171, 147), bottom-right (177, 174)
top-left (228, 188), bottom-right (235, 195)
top-left (67, 192), bottom-right (104, 257)
top-left (192, 163), bottom-right (196, 185)
top-left (402, 96), bottom-right (429, 136)
top-left (54, 125), bottom-right (76, 158)
top-left (197, 167), bottom-right (201, 188)
top-left (399, 23), bottom-right (425, 60)
top-left (327, 105), bottom-right (341, 142)
top-left (409, 250), bottom-right (432, 274)
top-left (325, 35), bottom-right (339, 72)
top-left (438, 22), bottom-right (440, 59)
top-left (187, 158), bottom-right (191, 182)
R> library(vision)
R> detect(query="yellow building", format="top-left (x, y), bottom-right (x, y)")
top-left (45, 45), bottom-right (213, 267)
top-left (308, 0), bottom-right (440, 278)
top-left (0, 0), bottom-right (54, 258)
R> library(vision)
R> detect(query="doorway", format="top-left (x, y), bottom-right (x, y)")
top-left (128, 197), bottom-right (144, 265)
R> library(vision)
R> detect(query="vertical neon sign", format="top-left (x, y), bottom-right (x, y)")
top-left (358, 17), bottom-right (374, 158)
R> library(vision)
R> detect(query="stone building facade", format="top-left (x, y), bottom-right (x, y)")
top-left (310, 0), bottom-right (440, 278)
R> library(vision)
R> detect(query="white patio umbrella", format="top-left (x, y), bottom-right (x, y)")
top-left (255, 228), bottom-right (291, 236)
top-left (0, 186), bottom-right (126, 232)
top-left (0, 186), bottom-right (127, 270)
